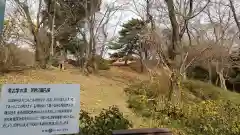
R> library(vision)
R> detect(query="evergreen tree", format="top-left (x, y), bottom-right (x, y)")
top-left (109, 18), bottom-right (146, 62)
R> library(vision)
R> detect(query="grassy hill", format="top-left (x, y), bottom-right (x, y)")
top-left (0, 67), bottom-right (240, 134)
top-left (183, 80), bottom-right (240, 104)
top-left (0, 67), bottom-right (149, 127)
top-left (124, 77), bottom-right (240, 135)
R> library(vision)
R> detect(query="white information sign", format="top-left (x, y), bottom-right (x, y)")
top-left (0, 84), bottom-right (80, 135)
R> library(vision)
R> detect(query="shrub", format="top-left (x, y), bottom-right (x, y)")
top-left (79, 106), bottom-right (132, 135)
top-left (124, 79), bottom-right (169, 117)
top-left (182, 80), bottom-right (222, 101)
top-left (124, 79), bottom-right (240, 135)
top-left (95, 56), bottom-right (110, 70)
top-left (124, 79), bottom-right (170, 98)
top-left (64, 55), bottom-right (110, 70)
top-left (181, 100), bottom-right (240, 135)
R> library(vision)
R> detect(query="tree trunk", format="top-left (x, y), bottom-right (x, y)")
top-left (216, 61), bottom-right (227, 90)
top-left (92, 36), bottom-right (98, 73)
top-left (144, 50), bottom-right (148, 60)
top-left (50, 0), bottom-right (56, 63)
top-left (233, 84), bottom-right (235, 91)
top-left (165, 0), bottom-right (182, 103)
top-left (124, 56), bottom-right (128, 65)
top-left (83, 2), bottom-right (98, 74)
top-left (215, 76), bottom-right (219, 86)
top-left (208, 60), bottom-right (212, 84)
top-left (168, 71), bottom-right (181, 104)
top-left (229, 0), bottom-right (240, 37)
top-left (165, 0), bottom-right (181, 61)
top-left (34, 33), bottom-right (47, 69)
top-left (14, 0), bottom-right (47, 69)
top-left (139, 52), bottom-right (144, 73)
top-left (218, 71), bottom-right (227, 90)
top-left (100, 45), bottom-right (105, 57)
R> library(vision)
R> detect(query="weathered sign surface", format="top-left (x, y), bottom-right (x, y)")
top-left (0, 84), bottom-right (80, 135)
top-left (112, 128), bottom-right (172, 135)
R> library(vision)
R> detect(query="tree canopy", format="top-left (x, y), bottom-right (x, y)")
top-left (44, 0), bottom-right (101, 47)
top-left (109, 18), bottom-right (146, 58)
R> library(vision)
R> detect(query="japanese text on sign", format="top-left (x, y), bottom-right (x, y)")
top-left (0, 84), bottom-right (80, 135)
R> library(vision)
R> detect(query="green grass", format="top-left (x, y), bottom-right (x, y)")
top-left (183, 80), bottom-right (240, 104)
top-left (125, 79), bottom-right (240, 135)
top-left (125, 79), bottom-right (240, 104)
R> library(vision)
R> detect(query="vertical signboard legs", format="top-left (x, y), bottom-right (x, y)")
top-left (0, 0), bottom-right (6, 34)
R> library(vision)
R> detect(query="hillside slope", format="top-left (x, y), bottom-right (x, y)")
top-left (0, 67), bottom-right (240, 130)
top-left (0, 67), bottom-right (148, 127)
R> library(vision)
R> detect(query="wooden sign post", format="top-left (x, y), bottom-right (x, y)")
top-left (0, 0), bottom-right (6, 34)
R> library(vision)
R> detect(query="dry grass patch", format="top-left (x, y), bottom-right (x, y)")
top-left (0, 67), bottom-right (148, 128)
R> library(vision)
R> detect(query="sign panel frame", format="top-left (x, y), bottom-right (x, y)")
top-left (0, 84), bottom-right (80, 135)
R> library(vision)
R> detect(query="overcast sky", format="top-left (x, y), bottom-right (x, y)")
top-left (4, 0), bottom-right (139, 35)
top-left (4, 0), bottom-right (240, 57)
top-left (4, 0), bottom-right (139, 51)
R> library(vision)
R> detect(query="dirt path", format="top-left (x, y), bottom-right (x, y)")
top-left (0, 67), bottom-right (148, 127)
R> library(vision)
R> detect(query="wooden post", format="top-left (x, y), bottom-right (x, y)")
top-left (0, 0), bottom-right (6, 34)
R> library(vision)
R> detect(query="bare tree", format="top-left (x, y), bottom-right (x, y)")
top-left (96, 0), bottom-right (126, 57)
top-left (229, 0), bottom-right (240, 37)
top-left (81, 0), bottom-right (101, 74)
top-left (13, 0), bottom-right (50, 68)
top-left (142, 0), bottom-right (211, 102)
top-left (69, 0), bottom-right (126, 74)
top-left (202, 0), bottom-right (238, 89)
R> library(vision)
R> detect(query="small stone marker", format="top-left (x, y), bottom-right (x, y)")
top-left (112, 128), bottom-right (172, 135)
top-left (0, 84), bottom-right (80, 135)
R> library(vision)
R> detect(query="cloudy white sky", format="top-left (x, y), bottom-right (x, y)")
top-left (3, 0), bottom-right (240, 57)
top-left (4, 0), bottom-right (140, 35)
top-left (99, 0), bottom-right (142, 36)
top-left (3, 0), bottom-right (142, 57)
top-left (4, 0), bottom-right (139, 47)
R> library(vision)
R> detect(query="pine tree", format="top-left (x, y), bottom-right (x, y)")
top-left (109, 18), bottom-right (146, 64)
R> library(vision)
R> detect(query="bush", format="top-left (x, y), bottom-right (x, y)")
top-left (95, 56), bottom-right (110, 70)
top-left (79, 106), bottom-right (132, 135)
top-left (182, 80), bottom-right (222, 101)
top-left (50, 57), bottom-right (60, 67)
top-left (124, 79), bottom-right (240, 135)
top-left (64, 55), bottom-right (110, 70)
top-left (182, 100), bottom-right (240, 135)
